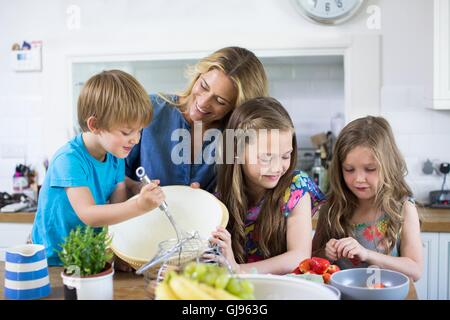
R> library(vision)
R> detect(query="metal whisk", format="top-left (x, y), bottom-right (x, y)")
top-left (134, 166), bottom-right (233, 276)
top-left (135, 166), bottom-right (190, 242)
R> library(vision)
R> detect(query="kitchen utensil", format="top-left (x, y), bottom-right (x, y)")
top-left (330, 268), bottom-right (409, 300)
top-left (135, 166), bottom-right (189, 241)
top-left (134, 166), bottom-right (230, 276)
top-left (4, 244), bottom-right (51, 300)
top-left (108, 185), bottom-right (228, 270)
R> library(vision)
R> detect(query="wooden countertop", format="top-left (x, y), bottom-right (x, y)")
top-left (2, 207), bottom-right (450, 232)
top-left (0, 262), bottom-right (417, 300)
top-left (0, 212), bottom-right (35, 223)
top-left (0, 262), bottom-right (147, 300)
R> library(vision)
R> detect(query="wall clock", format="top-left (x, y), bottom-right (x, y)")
top-left (293, 0), bottom-right (365, 25)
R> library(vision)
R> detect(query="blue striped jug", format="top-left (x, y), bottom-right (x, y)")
top-left (4, 244), bottom-right (51, 300)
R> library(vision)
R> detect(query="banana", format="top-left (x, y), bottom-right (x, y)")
top-left (198, 283), bottom-right (241, 300)
top-left (155, 282), bottom-right (179, 300)
top-left (169, 275), bottom-right (214, 300)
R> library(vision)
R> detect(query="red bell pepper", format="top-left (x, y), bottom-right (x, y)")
top-left (309, 257), bottom-right (330, 274)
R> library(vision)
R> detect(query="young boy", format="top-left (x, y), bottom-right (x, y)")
top-left (31, 70), bottom-right (165, 266)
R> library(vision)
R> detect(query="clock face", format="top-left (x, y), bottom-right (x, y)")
top-left (294, 0), bottom-right (364, 25)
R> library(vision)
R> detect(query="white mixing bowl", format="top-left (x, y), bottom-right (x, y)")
top-left (237, 274), bottom-right (340, 300)
top-left (108, 185), bottom-right (229, 269)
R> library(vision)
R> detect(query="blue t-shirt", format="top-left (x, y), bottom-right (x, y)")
top-left (126, 94), bottom-right (218, 192)
top-left (31, 134), bottom-right (125, 266)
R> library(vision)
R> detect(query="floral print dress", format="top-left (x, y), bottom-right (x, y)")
top-left (245, 170), bottom-right (326, 263)
top-left (335, 213), bottom-right (401, 270)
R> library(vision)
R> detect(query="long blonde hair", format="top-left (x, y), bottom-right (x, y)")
top-left (313, 116), bottom-right (412, 255)
top-left (160, 47), bottom-right (268, 125)
top-left (216, 97), bottom-right (297, 263)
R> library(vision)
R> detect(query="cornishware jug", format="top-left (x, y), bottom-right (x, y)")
top-left (4, 244), bottom-right (51, 299)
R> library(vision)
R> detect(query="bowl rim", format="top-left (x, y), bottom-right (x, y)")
top-left (108, 185), bottom-right (229, 267)
top-left (235, 273), bottom-right (340, 300)
top-left (330, 268), bottom-right (410, 291)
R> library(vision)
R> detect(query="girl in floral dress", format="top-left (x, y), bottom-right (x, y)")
top-left (210, 97), bottom-right (325, 275)
top-left (312, 116), bottom-right (423, 281)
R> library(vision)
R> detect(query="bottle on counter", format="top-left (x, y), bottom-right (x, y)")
top-left (311, 149), bottom-right (328, 193)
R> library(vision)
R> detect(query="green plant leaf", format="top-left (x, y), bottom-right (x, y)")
top-left (57, 225), bottom-right (113, 276)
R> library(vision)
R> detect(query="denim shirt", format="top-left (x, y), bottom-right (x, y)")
top-left (126, 94), bottom-right (218, 192)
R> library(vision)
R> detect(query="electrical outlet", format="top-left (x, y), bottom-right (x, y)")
top-left (422, 159), bottom-right (447, 176)
top-left (1, 144), bottom-right (26, 159)
top-left (422, 159), bottom-right (434, 175)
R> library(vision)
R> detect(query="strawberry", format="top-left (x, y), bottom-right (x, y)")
top-left (326, 264), bottom-right (340, 274)
top-left (298, 258), bottom-right (312, 273)
top-left (309, 257), bottom-right (330, 274)
top-left (322, 273), bottom-right (332, 284)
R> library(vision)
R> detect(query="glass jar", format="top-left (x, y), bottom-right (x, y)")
top-left (143, 237), bottom-right (210, 299)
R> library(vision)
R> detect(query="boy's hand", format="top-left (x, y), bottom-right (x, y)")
top-left (325, 238), bottom-right (338, 262)
top-left (136, 180), bottom-right (165, 212)
top-left (334, 237), bottom-right (369, 261)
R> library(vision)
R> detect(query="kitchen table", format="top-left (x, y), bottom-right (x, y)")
top-left (0, 262), bottom-right (418, 300)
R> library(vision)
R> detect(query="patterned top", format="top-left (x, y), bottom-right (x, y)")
top-left (245, 170), bottom-right (326, 263)
top-left (334, 198), bottom-right (415, 269)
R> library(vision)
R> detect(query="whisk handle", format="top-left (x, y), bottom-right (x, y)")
top-left (136, 166), bottom-right (168, 211)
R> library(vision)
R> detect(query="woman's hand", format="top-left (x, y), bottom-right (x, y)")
top-left (325, 238), bottom-right (338, 262)
top-left (136, 180), bottom-right (165, 212)
top-left (209, 226), bottom-right (240, 272)
top-left (334, 237), bottom-right (369, 261)
top-left (190, 182), bottom-right (200, 189)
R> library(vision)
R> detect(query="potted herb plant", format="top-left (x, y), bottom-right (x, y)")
top-left (58, 226), bottom-right (114, 300)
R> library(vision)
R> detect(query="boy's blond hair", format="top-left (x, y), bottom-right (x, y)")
top-left (77, 70), bottom-right (152, 132)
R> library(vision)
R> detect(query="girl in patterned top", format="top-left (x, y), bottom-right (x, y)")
top-left (312, 116), bottom-right (423, 281)
top-left (210, 97), bottom-right (325, 275)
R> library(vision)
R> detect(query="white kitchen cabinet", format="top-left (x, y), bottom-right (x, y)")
top-left (438, 233), bottom-right (450, 299)
top-left (416, 232), bottom-right (450, 300)
top-left (416, 232), bottom-right (440, 300)
top-left (433, 0), bottom-right (450, 109)
top-left (0, 223), bottom-right (33, 261)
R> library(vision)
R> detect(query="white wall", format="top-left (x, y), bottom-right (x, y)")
top-left (0, 0), bottom-right (447, 202)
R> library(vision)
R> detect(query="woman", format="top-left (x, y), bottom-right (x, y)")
top-left (125, 47), bottom-right (268, 193)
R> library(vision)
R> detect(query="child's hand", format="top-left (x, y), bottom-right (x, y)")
top-left (209, 226), bottom-right (240, 272)
top-left (325, 238), bottom-right (338, 261)
top-left (136, 180), bottom-right (165, 212)
top-left (334, 237), bottom-right (369, 261)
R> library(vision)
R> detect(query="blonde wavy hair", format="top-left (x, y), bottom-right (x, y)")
top-left (216, 97), bottom-right (297, 263)
top-left (313, 116), bottom-right (412, 255)
top-left (160, 47), bottom-right (268, 125)
top-left (78, 70), bottom-right (152, 132)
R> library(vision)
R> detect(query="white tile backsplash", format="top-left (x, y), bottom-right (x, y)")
top-left (382, 83), bottom-right (450, 203)
top-left (431, 112), bottom-right (450, 134)
top-left (266, 58), bottom-right (345, 150)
